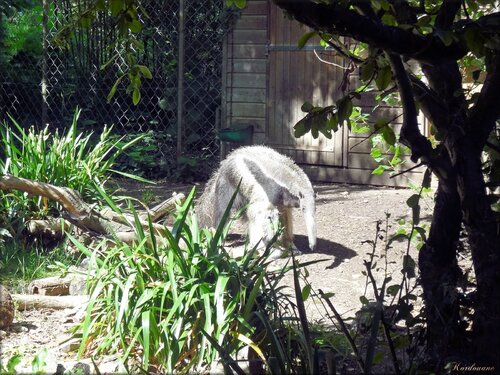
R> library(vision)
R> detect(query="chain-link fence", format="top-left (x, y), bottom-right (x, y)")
top-left (0, 1), bottom-right (235, 179)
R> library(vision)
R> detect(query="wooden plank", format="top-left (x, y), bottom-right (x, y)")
top-left (230, 117), bottom-right (266, 132)
top-left (234, 15), bottom-right (267, 30)
top-left (233, 29), bottom-right (268, 44)
top-left (231, 73), bottom-right (266, 88)
top-left (232, 59), bottom-right (267, 73)
top-left (366, 107), bottom-right (404, 123)
top-left (231, 44), bottom-right (267, 59)
top-left (302, 165), bottom-right (424, 187)
top-left (231, 88), bottom-right (266, 103)
top-left (348, 137), bottom-right (375, 153)
top-left (231, 102), bottom-right (266, 118)
top-left (243, 0), bottom-right (268, 15)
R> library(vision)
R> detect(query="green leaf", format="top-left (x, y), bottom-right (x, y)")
top-left (337, 97), bottom-right (353, 125)
top-left (321, 292), bottom-right (335, 299)
top-left (311, 123), bottom-right (319, 139)
top-left (133, 88), bottom-right (141, 105)
top-left (381, 126), bottom-right (396, 145)
top-left (129, 19), bottom-right (142, 33)
top-left (360, 59), bottom-right (375, 82)
top-left (79, 15), bottom-right (92, 28)
top-left (110, 0), bottom-right (123, 16)
top-left (298, 31), bottom-right (318, 49)
top-left (417, 14), bottom-right (432, 28)
top-left (327, 114), bottom-right (339, 132)
top-left (7, 354), bottom-right (22, 373)
top-left (406, 194), bottom-right (420, 208)
top-left (464, 27), bottom-right (486, 57)
top-left (138, 65), bottom-right (153, 79)
top-left (374, 118), bottom-right (389, 130)
top-left (234, 0), bottom-right (246, 9)
top-left (294, 119), bottom-right (310, 138)
top-left (301, 284), bottom-right (312, 300)
top-left (387, 284), bottom-right (400, 296)
top-left (375, 66), bottom-right (393, 91)
top-left (414, 226), bottom-right (427, 242)
top-left (371, 165), bottom-right (387, 175)
top-left (301, 101), bottom-right (314, 112)
top-left (370, 148), bottom-right (384, 162)
top-left (360, 295), bottom-right (370, 305)
top-left (107, 76), bottom-right (123, 103)
top-left (381, 13), bottom-right (397, 26)
top-left (31, 348), bottom-right (48, 374)
top-left (373, 351), bottom-right (385, 365)
top-left (96, 0), bottom-right (106, 10)
top-left (159, 98), bottom-right (168, 110)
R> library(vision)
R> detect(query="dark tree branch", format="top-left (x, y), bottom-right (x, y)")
top-left (436, 0), bottom-right (462, 29)
top-left (468, 53), bottom-right (500, 147)
top-left (387, 53), bottom-right (433, 163)
top-left (409, 74), bottom-right (449, 129)
top-left (274, 0), bottom-right (467, 63)
top-left (422, 61), bottom-right (468, 134)
top-left (323, 38), bottom-right (363, 64)
top-left (388, 0), bottom-right (418, 25)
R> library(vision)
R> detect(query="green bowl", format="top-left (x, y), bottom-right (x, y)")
top-left (218, 125), bottom-right (253, 142)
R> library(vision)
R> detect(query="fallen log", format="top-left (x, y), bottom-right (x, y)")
top-left (146, 192), bottom-right (184, 221)
top-left (26, 218), bottom-right (71, 239)
top-left (0, 174), bottom-right (112, 234)
top-left (28, 276), bottom-right (73, 296)
top-left (13, 294), bottom-right (89, 310)
top-left (0, 174), bottom-right (186, 244)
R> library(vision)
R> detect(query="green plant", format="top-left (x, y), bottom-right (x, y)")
top-left (335, 188), bottom-right (430, 374)
top-left (68, 186), bottom-right (271, 373)
top-left (0, 109), bottom-right (142, 231)
top-left (111, 130), bottom-right (175, 179)
top-left (0, 348), bottom-right (48, 375)
top-left (0, 241), bottom-right (79, 293)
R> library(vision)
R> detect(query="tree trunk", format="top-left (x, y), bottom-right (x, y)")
top-left (449, 137), bottom-right (500, 368)
top-left (418, 177), bottom-right (464, 368)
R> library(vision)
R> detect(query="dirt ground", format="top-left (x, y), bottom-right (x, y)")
top-left (0, 181), bottom-right (431, 373)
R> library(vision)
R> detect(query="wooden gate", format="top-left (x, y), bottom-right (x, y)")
top-left (266, 5), bottom-right (347, 168)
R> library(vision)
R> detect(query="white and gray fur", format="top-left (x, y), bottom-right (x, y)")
top-left (197, 145), bottom-right (316, 252)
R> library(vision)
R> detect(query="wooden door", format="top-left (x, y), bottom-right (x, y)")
top-left (267, 4), bottom-right (346, 167)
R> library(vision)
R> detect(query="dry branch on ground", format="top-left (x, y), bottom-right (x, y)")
top-left (0, 174), bottom-right (185, 243)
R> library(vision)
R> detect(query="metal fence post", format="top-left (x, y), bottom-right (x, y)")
top-left (177, 0), bottom-right (185, 160)
top-left (41, 0), bottom-right (49, 127)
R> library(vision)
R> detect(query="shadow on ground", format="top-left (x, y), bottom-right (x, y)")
top-left (224, 233), bottom-right (357, 270)
top-left (294, 234), bottom-right (357, 269)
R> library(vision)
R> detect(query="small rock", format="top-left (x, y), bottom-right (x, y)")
top-left (0, 329), bottom-right (7, 338)
top-left (71, 362), bottom-right (91, 375)
top-left (55, 364), bottom-right (66, 375)
top-left (363, 199), bottom-right (369, 203)
top-left (11, 324), bottom-right (29, 333)
top-left (59, 337), bottom-right (81, 353)
top-left (0, 284), bottom-right (15, 329)
top-left (340, 191), bottom-right (349, 195)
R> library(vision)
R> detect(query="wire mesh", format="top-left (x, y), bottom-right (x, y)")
top-left (0, 0), bottom-right (235, 179)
